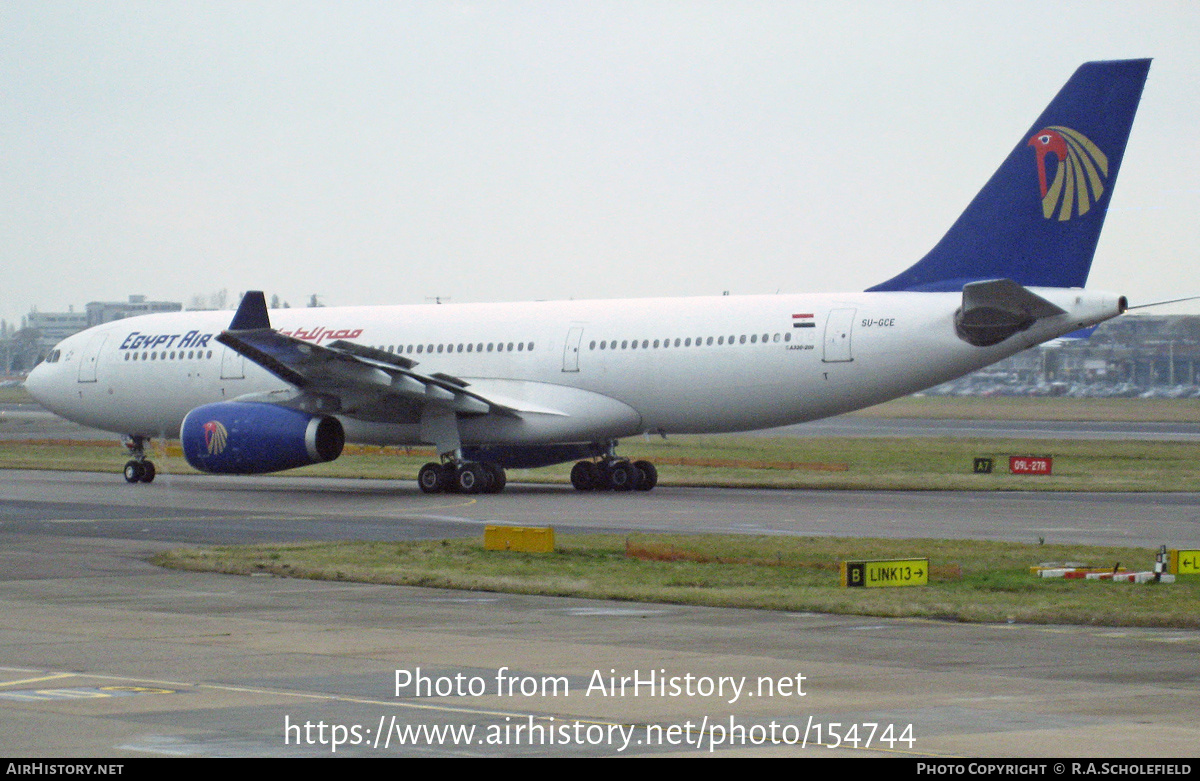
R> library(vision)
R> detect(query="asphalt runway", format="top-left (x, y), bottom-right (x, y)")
top-left (3, 469), bottom-right (1200, 549)
top-left (1, 467), bottom-right (1199, 757)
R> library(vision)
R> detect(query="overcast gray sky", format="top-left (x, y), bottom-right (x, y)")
top-left (3, 1), bottom-right (1198, 327)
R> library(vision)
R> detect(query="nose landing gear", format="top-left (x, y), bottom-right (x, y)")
top-left (122, 436), bottom-right (156, 483)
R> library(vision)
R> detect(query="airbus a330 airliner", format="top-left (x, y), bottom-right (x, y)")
top-left (26, 59), bottom-right (1150, 494)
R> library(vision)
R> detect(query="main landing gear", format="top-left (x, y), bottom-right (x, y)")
top-left (122, 435), bottom-right (156, 484)
top-left (418, 460), bottom-right (507, 495)
top-left (569, 458), bottom-right (657, 492)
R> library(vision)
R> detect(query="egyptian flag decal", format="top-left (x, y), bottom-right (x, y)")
top-left (792, 313), bottom-right (815, 328)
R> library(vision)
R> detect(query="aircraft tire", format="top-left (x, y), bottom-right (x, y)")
top-left (570, 461), bottom-right (598, 491)
top-left (482, 462), bottom-right (506, 494)
top-left (123, 460), bottom-right (144, 484)
top-left (632, 460), bottom-right (657, 491)
top-left (606, 460), bottom-right (638, 492)
top-left (418, 462), bottom-right (447, 494)
top-left (140, 460), bottom-right (156, 483)
top-left (455, 462), bottom-right (486, 494)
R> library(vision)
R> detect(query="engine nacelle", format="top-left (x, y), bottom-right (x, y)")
top-left (181, 402), bottom-right (344, 474)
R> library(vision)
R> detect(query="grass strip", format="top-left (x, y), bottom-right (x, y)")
top-left (4, 435), bottom-right (1197, 491)
top-left (852, 396), bottom-right (1200, 422)
top-left (153, 534), bottom-right (1199, 628)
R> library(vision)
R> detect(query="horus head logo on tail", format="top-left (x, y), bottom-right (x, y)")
top-left (1027, 126), bottom-right (1109, 221)
top-left (203, 420), bottom-right (228, 455)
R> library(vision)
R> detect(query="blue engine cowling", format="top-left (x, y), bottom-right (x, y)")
top-left (181, 402), bottom-right (344, 474)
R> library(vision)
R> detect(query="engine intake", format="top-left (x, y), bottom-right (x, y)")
top-left (181, 402), bottom-right (344, 474)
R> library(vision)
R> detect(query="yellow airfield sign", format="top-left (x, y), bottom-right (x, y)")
top-left (1168, 550), bottom-right (1199, 575)
top-left (484, 525), bottom-right (555, 553)
top-left (841, 558), bottom-right (929, 588)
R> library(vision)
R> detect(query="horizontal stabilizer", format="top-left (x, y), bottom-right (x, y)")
top-left (955, 279), bottom-right (1066, 347)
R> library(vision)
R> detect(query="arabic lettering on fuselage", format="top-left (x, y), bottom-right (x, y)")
top-left (277, 326), bottom-right (364, 344)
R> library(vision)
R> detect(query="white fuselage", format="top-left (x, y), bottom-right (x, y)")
top-left (25, 288), bottom-right (1124, 446)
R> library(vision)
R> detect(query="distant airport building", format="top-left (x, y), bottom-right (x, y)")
top-left (928, 315), bottom-right (1200, 398)
top-left (24, 309), bottom-right (90, 342)
top-left (7, 295), bottom-right (182, 373)
top-left (85, 295), bottom-right (182, 327)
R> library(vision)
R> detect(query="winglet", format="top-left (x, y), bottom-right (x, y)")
top-left (228, 291), bottom-right (271, 331)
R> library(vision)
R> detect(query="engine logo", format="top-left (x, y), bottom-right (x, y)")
top-left (203, 420), bottom-right (228, 455)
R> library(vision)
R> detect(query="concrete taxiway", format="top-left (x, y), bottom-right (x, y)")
top-left (1, 468), bottom-right (1199, 757)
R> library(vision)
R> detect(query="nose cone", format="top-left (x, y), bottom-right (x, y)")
top-left (23, 352), bottom-right (71, 420)
top-left (23, 361), bottom-right (50, 405)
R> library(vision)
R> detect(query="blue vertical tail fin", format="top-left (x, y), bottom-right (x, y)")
top-left (868, 59), bottom-right (1150, 293)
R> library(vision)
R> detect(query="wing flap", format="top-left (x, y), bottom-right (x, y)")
top-left (217, 326), bottom-right (520, 418)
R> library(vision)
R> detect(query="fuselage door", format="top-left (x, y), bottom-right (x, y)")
top-left (823, 308), bottom-right (856, 363)
top-left (76, 334), bottom-right (107, 383)
top-left (220, 346), bottom-right (245, 379)
top-left (562, 325), bottom-right (585, 372)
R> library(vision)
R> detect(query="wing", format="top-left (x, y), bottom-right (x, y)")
top-left (214, 292), bottom-right (520, 425)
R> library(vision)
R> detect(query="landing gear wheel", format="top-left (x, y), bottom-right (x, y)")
top-left (455, 462), bottom-right (486, 494)
top-left (632, 460), bottom-right (657, 491)
top-left (570, 460), bottom-right (598, 491)
top-left (140, 460), bottom-right (157, 483)
top-left (123, 460), bottom-right (144, 484)
top-left (605, 460), bottom-right (638, 492)
top-left (482, 462), bottom-right (507, 494)
top-left (418, 462), bottom-right (447, 494)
